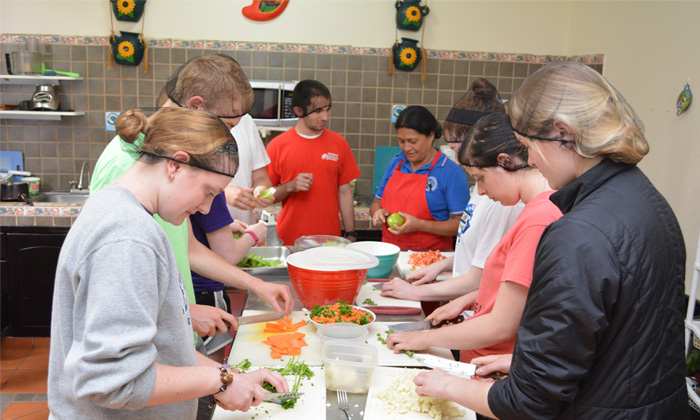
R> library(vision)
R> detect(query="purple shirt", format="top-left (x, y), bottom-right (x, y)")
top-left (190, 192), bottom-right (233, 292)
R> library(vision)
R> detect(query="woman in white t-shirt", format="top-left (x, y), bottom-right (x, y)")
top-left (381, 78), bottom-right (523, 304)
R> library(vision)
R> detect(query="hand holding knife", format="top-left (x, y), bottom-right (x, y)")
top-left (411, 353), bottom-right (507, 380)
top-left (388, 314), bottom-right (466, 332)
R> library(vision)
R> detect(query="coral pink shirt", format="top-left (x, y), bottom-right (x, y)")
top-left (460, 191), bottom-right (562, 363)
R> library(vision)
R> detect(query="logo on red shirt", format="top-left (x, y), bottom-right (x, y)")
top-left (322, 152), bottom-right (339, 161)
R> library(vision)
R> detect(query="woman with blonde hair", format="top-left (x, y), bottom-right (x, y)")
top-left (48, 107), bottom-right (288, 420)
top-left (413, 62), bottom-right (688, 419)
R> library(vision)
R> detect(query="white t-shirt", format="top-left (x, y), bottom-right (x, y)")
top-left (227, 114), bottom-right (272, 224)
top-left (453, 186), bottom-right (525, 276)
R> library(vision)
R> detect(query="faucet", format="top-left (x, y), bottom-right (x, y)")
top-left (70, 161), bottom-right (91, 193)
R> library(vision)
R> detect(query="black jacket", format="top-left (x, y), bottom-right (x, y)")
top-left (489, 159), bottom-right (689, 419)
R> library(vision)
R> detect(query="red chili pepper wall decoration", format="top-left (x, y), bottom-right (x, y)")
top-left (242, 0), bottom-right (290, 21)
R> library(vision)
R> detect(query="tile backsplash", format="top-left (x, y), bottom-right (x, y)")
top-left (1, 36), bottom-right (603, 198)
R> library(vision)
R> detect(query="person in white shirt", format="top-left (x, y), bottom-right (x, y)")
top-left (224, 114), bottom-right (274, 225)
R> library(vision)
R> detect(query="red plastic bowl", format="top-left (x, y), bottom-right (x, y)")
top-left (287, 264), bottom-right (368, 309)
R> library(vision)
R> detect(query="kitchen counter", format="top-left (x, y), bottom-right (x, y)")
top-left (0, 200), bottom-right (379, 230)
top-left (227, 267), bottom-right (432, 420)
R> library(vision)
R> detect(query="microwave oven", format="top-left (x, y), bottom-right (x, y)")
top-left (248, 80), bottom-right (298, 127)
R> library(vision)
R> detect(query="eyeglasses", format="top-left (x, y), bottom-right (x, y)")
top-left (300, 104), bottom-right (332, 118)
top-left (461, 162), bottom-right (530, 172)
top-left (512, 128), bottom-right (574, 146)
top-left (167, 94), bottom-right (250, 121)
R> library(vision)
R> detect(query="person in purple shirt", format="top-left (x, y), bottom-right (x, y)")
top-left (190, 192), bottom-right (268, 359)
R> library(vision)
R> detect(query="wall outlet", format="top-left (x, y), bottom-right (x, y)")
top-left (391, 104), bottom-right (406, 123)
top-left (105, 112), bottom-right (120, 131)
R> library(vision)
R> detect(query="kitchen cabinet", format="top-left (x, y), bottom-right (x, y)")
top-left (2, 226), bottom-right (69, 337)
top-left (0, 74), bottom-right (85, 120)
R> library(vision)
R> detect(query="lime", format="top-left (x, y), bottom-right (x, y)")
top-left (387, 213), bottom-right (405, 229)
top-left (254, 186), bottom-right (276, 199)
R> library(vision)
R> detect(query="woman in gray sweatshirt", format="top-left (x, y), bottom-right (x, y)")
top-left (48, 107), bottom-right (288, 420)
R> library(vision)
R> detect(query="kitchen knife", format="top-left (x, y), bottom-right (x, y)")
top-left (262, 392), bottom-right (304, 403)
top-left (388, 314), bottom-right (465, 332)
top-left (208, 312), bottom-right (287, 355)
top-left (235, 311), bottom-right (286, 326)
top-left (412, 353), bottom-right (506, 380)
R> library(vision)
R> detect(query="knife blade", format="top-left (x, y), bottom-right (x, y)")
top-left (235, 311), bottom-right (286, 326)
top-left (412, 353), bottom-right (506, 380)
top-left (262, 392), bottom-right (304, 403)
top-left (388, 314), bottom-right (465, 332)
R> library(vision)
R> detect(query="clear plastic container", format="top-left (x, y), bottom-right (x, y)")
top-left (316, 323), bottom-right (369, 342)
top-left (322, 340), bottom-right (378, 393)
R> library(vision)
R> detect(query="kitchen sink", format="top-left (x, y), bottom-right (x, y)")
top-left (33, 191), bottom-right (89, 203)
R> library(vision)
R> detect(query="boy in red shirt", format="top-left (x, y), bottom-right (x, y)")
top-left (266, 80), bottom-right (361, 245)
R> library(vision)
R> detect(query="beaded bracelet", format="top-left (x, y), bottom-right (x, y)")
top-left (244, 230), bottom-right (259, 246)
top-left (214, 365), bottom-right (234, 394)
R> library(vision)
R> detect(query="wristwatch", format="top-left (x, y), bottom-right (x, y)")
top-left (344, 231), bottom-right (357, 238)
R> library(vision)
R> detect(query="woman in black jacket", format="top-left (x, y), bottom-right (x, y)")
top-left (413, 61), bottom-right (690, 419)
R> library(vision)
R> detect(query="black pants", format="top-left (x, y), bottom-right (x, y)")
top-left (194, 290), bottom-right (231, 420)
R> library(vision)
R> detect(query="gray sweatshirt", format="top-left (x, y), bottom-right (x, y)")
top-left (48, 186), bottom-right (197, 419)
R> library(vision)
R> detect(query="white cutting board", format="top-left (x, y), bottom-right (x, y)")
top-left (227, 311), bottom-right (454, 368)
top-left (396, 251), bottom-right (455, 281)
top-left (227, 311), bottom-right (323, 367)
top-left (369, 322), bottom-right (455, 367)
top-left (364, 367), bottom-right (476, 420)
top-left (212, 366), bottom-right (325, 420)
top-left (355, 283), bottom-right (422, 309)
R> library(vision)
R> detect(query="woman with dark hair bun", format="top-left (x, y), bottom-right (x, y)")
top-left (370, 106), bottom-right (469, 250)
top-left (387, 112), bottom-right (561, 372)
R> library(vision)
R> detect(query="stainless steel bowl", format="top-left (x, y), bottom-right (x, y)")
top-left (236, 246), bottom-right (290, 275)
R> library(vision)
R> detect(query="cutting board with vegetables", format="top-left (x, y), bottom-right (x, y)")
top-left (227, 311), bottom-right (323, 367)
top-left (227, 311), bottom-right (455, 368)
top-left (364, 367), bottom-right (476, 420)
top-left (369, 322), bottom-right (455, 367)
top-left (396, 251), bottom-right (454, 281)
top-left (355, 283), bottom-right (422, 314)
top-left (211, 366), bottom-right (325, 420)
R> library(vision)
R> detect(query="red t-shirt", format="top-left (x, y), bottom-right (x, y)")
top-left (266, 128), bottom-right (361, 245)
top-left (460, 191), bottom-right (563, 363)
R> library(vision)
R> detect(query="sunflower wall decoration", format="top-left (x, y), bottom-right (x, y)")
top-left (108, 0), bottom-right (149, 73)
top-left (110, 31), bottom-right (145, 67)
top-left (110, 0), bottom-right (146, 22)
top-left (390, 0), bottom-right (429, 81)
top-left (395, 0), bottom-right (429, 31)
top-left (392, 38), bottom-right (421, 72)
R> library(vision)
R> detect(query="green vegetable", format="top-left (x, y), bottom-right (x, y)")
top-left (233, 232), bottom-right (243, 240)
top-left (237, 252), bottom-right (280, 268)
top-left (264, 356), bottom-right (315, 410)
top-left (232, 358), bottom-right (252, 371)
top-left (362, 298), bottom-right (377, 306)
top-left (378, 329), bottom-right (414, 356)
top-left (310, 300), bottom-right (373, 325)
top-left (688, 348), bottom-right (700, 372)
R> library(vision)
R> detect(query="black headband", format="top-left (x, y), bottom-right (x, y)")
top-left (445, 109), bottom-right (492, 126)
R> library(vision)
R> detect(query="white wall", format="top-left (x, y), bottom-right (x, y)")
top-left (0, 0), bottom-right (570, 54)
top-left (2, 0), bottom-right (698, 286)
top-left (567, 1), bottom-right (700, 291)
